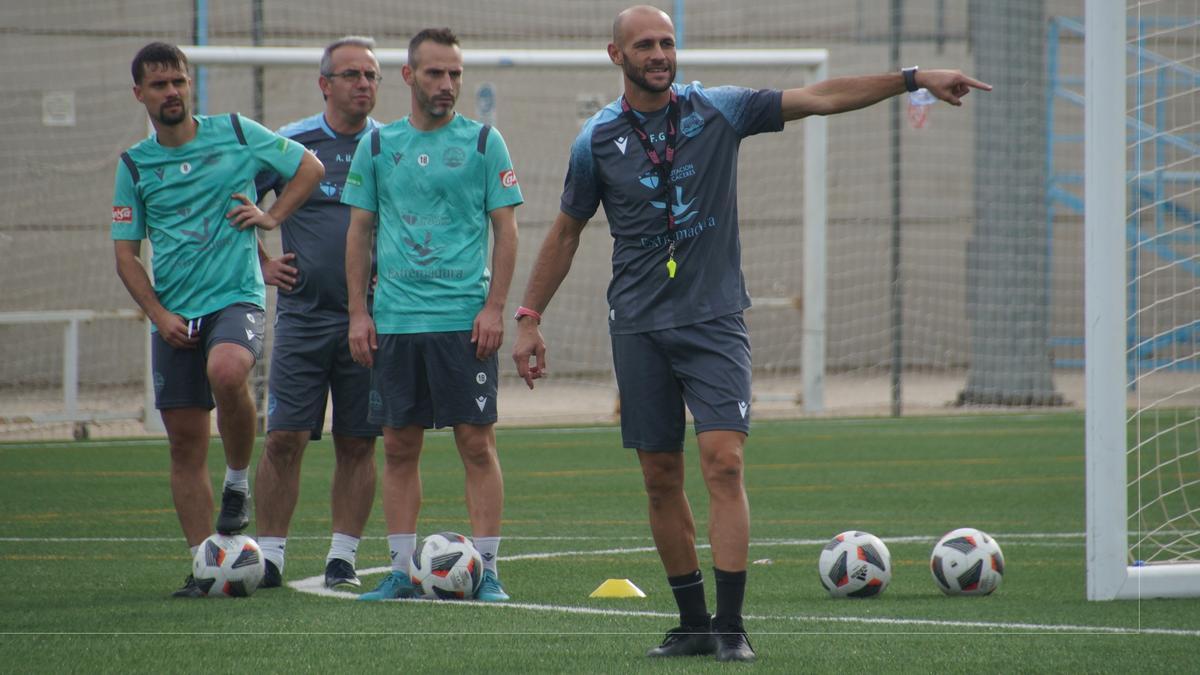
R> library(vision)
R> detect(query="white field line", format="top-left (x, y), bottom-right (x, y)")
top-left (289, 573), bottom-right (1200, 637)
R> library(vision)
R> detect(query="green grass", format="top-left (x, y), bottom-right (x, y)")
top-left (2, 413), bottom-right (1198, 672)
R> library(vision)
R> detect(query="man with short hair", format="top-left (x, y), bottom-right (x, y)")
top-left (111, 41), bottom-right (323, 597)
top-left (252, 36), bottom-right (383, 591)
top-left (343, 27), bottom-right (522, 602)
top-left (512, 5), bottom-right (990, 661)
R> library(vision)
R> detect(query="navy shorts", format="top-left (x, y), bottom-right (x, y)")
top-left (369, 331), bottom-right (498, 429)
top-left (151, 302), bottom-right (265, 410)
top-left (267, 326), bottom-right (380, 440)
top-left (611, 312), bottom-right (752, 451)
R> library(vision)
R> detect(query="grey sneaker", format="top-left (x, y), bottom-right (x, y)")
top-left (324, 558), bottom-right (361, 589)
top-left (172, 574), bottom-right (206, 598)
top-left (646, 622), bottom-right (717, 657)
top-left (215, 487), bottom-right (250, 535)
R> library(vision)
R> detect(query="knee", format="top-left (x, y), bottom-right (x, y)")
top-left (334, 438), bottom-right (376, 467)
top-left (383, 438), bottom-right (421, 467)
top-left (207, 362), bottom-right (249, 396)
top-left (642, 464), bottom-right (685, 500)
top-left (703, 450), bottom-right (745, 492)
top-left (458, 440), bottom-right (496, 471)
top-left (265, 433), bottom-right (306, 467)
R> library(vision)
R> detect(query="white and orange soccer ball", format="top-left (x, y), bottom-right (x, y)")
top-left (191, 534), bottom-right (265, 597)
top-left (410, 532), bottom-right (484, 600)
top-left (929, 527), bottom-right (1005, 596)
top-left (817, 530), bottom-right (892, 598)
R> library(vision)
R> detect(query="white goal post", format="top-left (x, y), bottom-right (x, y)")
top-left (1085, 0), bottom-right (1200, 600)
top-left (182, 45), bottom-right (831, 413)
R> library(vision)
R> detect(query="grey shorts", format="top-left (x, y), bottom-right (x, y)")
top-left (369, 331), bottom-right (499, 429)
top-left (611, 312), bottom-right (752, 451)
top-left (267, 326), bottom-right (380, 440)
top-left (151, 302), bottom-right (265, 410)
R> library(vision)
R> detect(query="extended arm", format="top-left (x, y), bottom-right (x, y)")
top-left (781, 69), bottom-right (991, 122)
top-left (346, 206), bottom-right (377, 367)
top-left (473, 205), bottom-right (519, 360)
top-left (510, 210), bottom-right (588, 388)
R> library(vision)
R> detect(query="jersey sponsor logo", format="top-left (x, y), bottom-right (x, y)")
top-left (346, 171), bottom-right (363, 187)
top-left (176, 206), bottom-right (191, 217)
top-left (443, 147), bottom-right (466, 168)
top-left (650, 185), bottom-right (698, 225)
top-left (738, 401), bottom-right (749, 419)
top-left (202, 152), bottom-right (222, 166)
top-left (276, 138), bottom-right (290, 153)
top-left (499, 169), bottom-right (518, 188)
top-left (112, 206), bottom-right (133, 223)
top-left (402, 231), bottom-right (444, 267)
top-left (417, 153), bottom-right (430, 167)
top-left (681, 112), bottom-right (705, 138)
top-left (614, 136), bottom-right (629, 154)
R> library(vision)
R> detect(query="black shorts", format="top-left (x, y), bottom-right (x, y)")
top-left (151, 302), bottom-right (264, 410)
top-left (610, 312), bottom-right (752, 451)
top-left (368, 331), bottom-right (498, 429)
top-left (267, 326), bottom-right (380, 440)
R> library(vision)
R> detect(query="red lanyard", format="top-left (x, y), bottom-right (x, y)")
top-left (620, 90), bottom-right (681, 232)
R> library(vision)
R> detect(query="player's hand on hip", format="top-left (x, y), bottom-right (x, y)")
top-left (156, 312), bottom-right (199, 350)
top-left (348, 312), bottom-right (377, 368)
top-left (472, 305), bottom-right (504, 360)
top-left (263, 252), bottom-right (298, 291)
top-left (226, 193), bottom-right (280, 230)
top-left (512, 320), bottom-right (547, 389)
top-left (919, 69), bottom-right (992, 106)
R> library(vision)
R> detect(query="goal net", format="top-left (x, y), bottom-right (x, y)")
top-left (1086, 0), bottom-right (1200, 600)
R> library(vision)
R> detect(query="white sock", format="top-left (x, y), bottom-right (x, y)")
top-left (327, 532), bottom-right (360, 566)
top-left (223, 466), bottom-right (249, 493)
top-left (387, 533), bottom-right (417, 574)
top-left (474, 536), bottom-right (500, 574)
top-left (259, 536), bottom-right (287, 572)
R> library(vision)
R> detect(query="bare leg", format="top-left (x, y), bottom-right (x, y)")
top-left (254, 429), bottom-right (308, 537)
top-left (637, 449), bottom-right (700, 576)
top-left (331, 434), bottom-right (377, 537)
top-left (206, 343), bottom-right (256, 472)
top-left (453, 424), bottom-right (503, 537)
top-left (162, 407), bottom-right (213, 547)
top-left (697, 430), bottom-right (749, 571)
top-left (381, 425), bottom-right (424, 534)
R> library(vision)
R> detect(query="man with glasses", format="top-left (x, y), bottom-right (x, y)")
top-left (343, 27), bottom-right (522, 602)
top-left (112, 42), bottom-right (323, 597)
top-left (252, 36), bottom-right (383, 591)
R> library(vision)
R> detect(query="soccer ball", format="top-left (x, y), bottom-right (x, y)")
top-left (410, 532), bottom-right (484, 600)
top-left (191, 533), bottom-right (265, 597)
top-left (930, 527), bottom-right (1005, 596)
top-left (817, 530), bottom-right (892, 598)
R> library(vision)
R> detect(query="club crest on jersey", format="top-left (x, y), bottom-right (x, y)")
top-left (499, 170), bottom-right (518, 188)
top-left (112, 206), bottom-right (133, 224)
top-left (443, 147), bottom-right (466, 168)
top-left (320, 181), bottom-right (337, 197)
top-left (681, 112), bottom-right (705, 138)
top-left (638, 171), bottom-right (660, 190)
top-left (614, 136), bottom-right (629, 154)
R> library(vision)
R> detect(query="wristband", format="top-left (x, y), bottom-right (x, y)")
top-left (514, 306), bottom-right (542, 324)
top-left (902, 66), bottom-right (919, 93)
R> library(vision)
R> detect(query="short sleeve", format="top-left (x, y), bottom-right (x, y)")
top-left (702, 85), bottom-right (784, 138)
top-left (111, 159), bottom-right (145, 241)
top-left (559, 129), bottom-right (601, 221)
top-left (482, 127), bottom-right (524, 212)
top-left (237, 114), bottom-right (306, 182)
top-left (340, 132), bottom-right (378, 213)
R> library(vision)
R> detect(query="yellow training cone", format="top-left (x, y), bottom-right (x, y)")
top-left (589, 578), bottom-right (647, 598)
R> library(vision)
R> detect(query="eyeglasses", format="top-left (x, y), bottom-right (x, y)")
top-left (324, 69), bottom-right (382, 84)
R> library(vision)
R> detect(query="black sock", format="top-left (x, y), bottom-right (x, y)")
top-left (667, 570), bottom-right (708, 628)
top-left (713, 567), bottom-right (747, 630)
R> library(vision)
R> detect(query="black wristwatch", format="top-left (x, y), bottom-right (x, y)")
top-left (902, 66), bottom-right (919, 93)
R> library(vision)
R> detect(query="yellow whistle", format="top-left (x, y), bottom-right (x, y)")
top-left (666, 257), bottom-right (677, 279)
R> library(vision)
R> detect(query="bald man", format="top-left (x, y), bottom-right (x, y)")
top-left (513, 5), bottom-right (990, 662)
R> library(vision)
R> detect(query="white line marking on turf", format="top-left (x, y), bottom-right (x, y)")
top-left (291, 571), bottom-right (1200, 637)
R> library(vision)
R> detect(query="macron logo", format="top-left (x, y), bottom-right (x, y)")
top-left (614, 136), bottom-right (629, 154)
top-left (475, 396), bottom-right (487, 412)
top-left (738, 401), bottom-right (749, 419)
